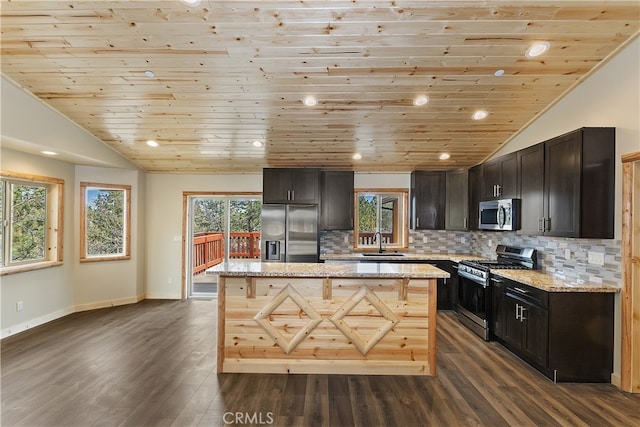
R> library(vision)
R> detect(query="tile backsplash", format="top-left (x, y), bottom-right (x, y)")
top-left (320, 230), bottom-right (621, 287)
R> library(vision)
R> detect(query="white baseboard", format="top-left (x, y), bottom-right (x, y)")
top-left (74, 293), bottom-right (146, 312)
top-left (1, 293), bottom-right (148, 339)
top-left (1, 307), bottom-right (75, 339)
top-left (611, 373), bottom-right (621, 388)
top-left (145, 292), bottom-right (182, 300)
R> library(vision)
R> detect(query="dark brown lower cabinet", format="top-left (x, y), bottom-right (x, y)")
top-left (492, 276), bottom-right (614, 382)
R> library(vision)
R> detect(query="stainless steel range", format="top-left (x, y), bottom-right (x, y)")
top-left (457, 245), bottom-right (537, 340)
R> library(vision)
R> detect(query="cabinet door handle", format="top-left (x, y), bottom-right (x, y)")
top-left (287, 190), bottom-right (291, 201)
top-left (464, 217), bottom-right (468, 229)
top-left (520, 306), bottom-right (527, 322)
top-left (416, 217), bottom-right (420, 228)
top-left (538, 218), bottom-right (543, 232)
top-left (543, 217), bottom-right (551, 232)
top-left (291, 190), bottom-right (294, 200)
top-left (515, 303), bottom-right (521, 320)
top-left (496, 185), bottom-right (502, 197)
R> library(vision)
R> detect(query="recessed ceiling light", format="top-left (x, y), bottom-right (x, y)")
top-left (472, 110), bottom-right (489, 120)
top-left (352, 153), bottom-right (362, 160)
top-left (146, 140), bottom-right (159, 147)
top-left (494, 69), bottom-right (505, 77)
top-left (525, 41), bottom-right (550, 58)
top-left (41, 150), bottom-right (58, 156)
top-left (413, 95), bottom-right (429, 106)
top-left (144, 70), bottom-right (155, 78)
top-left (303, 95), bottom-right (318, 107)
top-left (252, 140), bottom-right (264, 148)
top-left (439, 153), bottom-right (450, 160)
top-left (180, 0), bottom-right (201, 6)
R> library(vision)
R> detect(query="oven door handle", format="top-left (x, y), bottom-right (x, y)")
top-left (457, 269), bottom-right (488, 287)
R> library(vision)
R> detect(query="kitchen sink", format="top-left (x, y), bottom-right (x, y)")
top-left (361, 253), bottom-right (405, 257)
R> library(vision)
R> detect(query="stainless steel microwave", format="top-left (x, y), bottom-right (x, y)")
top-left (479, 199), bottom-right (521, 231)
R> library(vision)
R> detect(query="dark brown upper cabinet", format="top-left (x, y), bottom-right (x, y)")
top-left (263, 168), bottom-right (319, 204)
top-left (411, 171), bottom-right (446, 230)
top-left (483, 152), bottom-right (518, 200)
top-left (320, 170), bottom-right (354, 230)
top-left (544, 127), bottom-right (615, 238)
top-left (517, 144), bottom-right (545, 235)
top-left (516, 127), bottom-right (615, 238)
top-left (445, 168), bottom-right (469, 231)
top-left (468, 164), bottom-right (484, 231)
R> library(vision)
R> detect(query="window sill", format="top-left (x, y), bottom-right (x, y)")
top-left (80, 255), bottom-right (131, 263)
top-left (1, 261), bottom-right (63, 276)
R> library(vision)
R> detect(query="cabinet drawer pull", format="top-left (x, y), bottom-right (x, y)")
top-left (513, 287), bottom-right (529, 294)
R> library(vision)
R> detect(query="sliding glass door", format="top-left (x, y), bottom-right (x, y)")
top-left (188, 195), bottom-right (261, 297)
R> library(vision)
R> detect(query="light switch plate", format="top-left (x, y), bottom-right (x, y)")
top-left (588, 251), bottom-right (605, 266)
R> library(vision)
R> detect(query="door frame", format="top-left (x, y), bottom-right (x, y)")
top-left (181, 191), bottom-right (261, 300)
top-left (621, 151), bottom-right (640, 393)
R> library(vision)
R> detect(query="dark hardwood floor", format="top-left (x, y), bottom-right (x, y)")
top-left (2, 299), bottom-right (639, 426)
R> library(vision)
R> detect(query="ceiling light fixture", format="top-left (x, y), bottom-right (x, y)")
top-left (525, 41), bottom-right (550, 58)
top-left (352, 153), bottom-right (362, 160)
top-left (413, 95), bottom-right (429, 106)
top-left (180, 0), bottom-right (202, 6)
top-left (41, 150), bottom-right (58, 156)
top-left (472, 110), bottom-right (489, 121)
top-left (144, 70), bottom-right (155, 78)
top-left (439, 153), bottom-right (450, 160)
top-left (146, 140), bottom-right (159, 147)
top-left (252, 140), bottom-right (264, 148)
top-left (303, 95), bottom-right (318, 107)
top-left (494, 69), bottom-right (505, 77)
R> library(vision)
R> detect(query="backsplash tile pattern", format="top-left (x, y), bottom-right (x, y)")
top-left (320, 230), bottom-right (621, 287)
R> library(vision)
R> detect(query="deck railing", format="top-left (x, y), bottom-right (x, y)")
top-left (193, 232), bottom-right (261, 275)
top-left (358, 232), bottom-right (393, 245)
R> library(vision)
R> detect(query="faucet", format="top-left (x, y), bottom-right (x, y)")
top-left (373, 231), bottom-right (385, 253)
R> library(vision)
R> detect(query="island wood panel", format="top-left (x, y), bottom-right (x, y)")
top-left (218, 276), bottom-right (436, 375)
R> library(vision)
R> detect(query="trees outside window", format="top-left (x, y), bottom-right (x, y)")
top-left (354, 189), bottom-right (408, 251)
top-left (1, 171), bottom-right (64, 274)
top-left (80, 182), bottom-right (131, 262)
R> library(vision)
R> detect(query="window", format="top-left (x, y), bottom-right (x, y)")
top-left (1, 171), bottom-right (64, 275)
top-left (80, 182), bottom-right (131, 262)
top-left (354, 189), bottom-right (408, 251)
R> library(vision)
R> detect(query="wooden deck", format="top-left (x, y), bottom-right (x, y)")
top-left (1, 300), bottom-right (638, 426)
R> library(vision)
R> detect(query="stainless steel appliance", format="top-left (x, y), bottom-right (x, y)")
top-left (479, 198), bottom-right (521, 231)
top-left (457, 245), bottom-right (537, 340)
top-left (261, 204), bottom-right (319, 263)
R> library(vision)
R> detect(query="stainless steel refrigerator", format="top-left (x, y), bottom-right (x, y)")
top-left (261, 204), bottom-right (319, 263)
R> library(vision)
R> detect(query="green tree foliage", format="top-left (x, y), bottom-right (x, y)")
top-left (10, 184), bottom-right (47, 261)
top-left (86, 189), bottom-right (124, 255)
top-left (358, 195), bottom-right (377, 232)
top-left (193, 198), bottom-right (261, 234)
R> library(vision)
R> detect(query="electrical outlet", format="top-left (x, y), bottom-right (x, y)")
top-left (16, 301), bottom-right (24, 312)
top-left (588, 251), bottom-right (605, 266)
top-left (564, 249), bottom-right (571, 259)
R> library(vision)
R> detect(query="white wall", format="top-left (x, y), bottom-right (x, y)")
top-left (0, 149), bottom-right (76, 336)
top-left (491, 36), bottom-right (640, 385)
top-left (145, 173), bottom-right (261, 298)
top-left (1, 76), bottom-right (146, 336)
top-left (73, 166), bottom-right (146, 310)
top-left (493, 37), bottom-right (640, 239)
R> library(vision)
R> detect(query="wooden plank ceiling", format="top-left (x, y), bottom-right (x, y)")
top-left (1, 1), bottom-right (639, 173)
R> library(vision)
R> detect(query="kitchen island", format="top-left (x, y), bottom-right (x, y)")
top-left (211, 262), bottom-right (449, 376)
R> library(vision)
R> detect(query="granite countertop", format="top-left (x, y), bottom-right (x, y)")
top-left (321, 253), bottom-right (485, 263)
top-left (492, 269), bottom-right (620, 293)
top-left (208, 261), bottom-right (450, 279)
